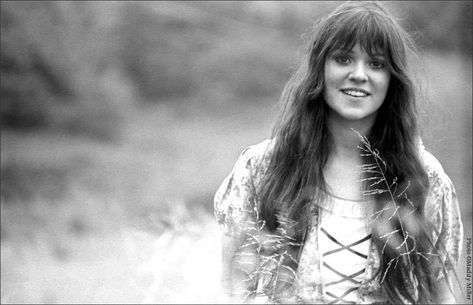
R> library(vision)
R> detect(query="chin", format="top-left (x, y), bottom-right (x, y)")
top-left (339, 111), bottom-right (376, 122)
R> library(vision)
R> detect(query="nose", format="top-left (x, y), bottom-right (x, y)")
top-left (348, 62), bottom-right (368, 82)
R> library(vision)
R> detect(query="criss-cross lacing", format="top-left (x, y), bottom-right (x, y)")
top-left (321, 227), bottom-right (371, 304)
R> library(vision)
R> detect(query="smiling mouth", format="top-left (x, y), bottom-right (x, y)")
top-left (341, 89), bottom-right (370, 97)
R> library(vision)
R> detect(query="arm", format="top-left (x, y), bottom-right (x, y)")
top-left (434, 275), bottom-right (457, 304)
top-left (214, 144), bottom-right (267, 301)
top-left (421, 150), bottom-right (463, 303)
top-left (221, 232), bottom-right (259, 301)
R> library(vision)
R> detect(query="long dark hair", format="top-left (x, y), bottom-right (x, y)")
top-left (258, 2), bottom-right (443, 303)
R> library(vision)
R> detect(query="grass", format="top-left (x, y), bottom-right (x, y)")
top-left (0, 96), bottom-right (276, 303)
top-left (1, 52), bottom-right (471, 303)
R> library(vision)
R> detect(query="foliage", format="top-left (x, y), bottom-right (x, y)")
top-left (233, 205), bottom-right (300, 303)
top-left (0, 1), bottom-right (125, 140)
top-left (117, 2), bottom-right (205, 99)
top-left (1, 1), bottom-right (471, 137)
top-left (390, 1), bottom-right (472, 55)
top-left (355, 129), bottom-right (461, 302)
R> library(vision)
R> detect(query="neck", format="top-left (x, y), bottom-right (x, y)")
top-left (327, 114), bottom-right (375, 160)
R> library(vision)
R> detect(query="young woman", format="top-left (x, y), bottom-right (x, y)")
top-left (214, 2), bottom-right (463, 304)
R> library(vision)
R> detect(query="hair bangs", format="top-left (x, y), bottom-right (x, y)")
top-left (326, 10), bottom-right (393, 62)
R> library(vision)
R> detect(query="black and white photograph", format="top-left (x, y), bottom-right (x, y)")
top-left (1, 1), bottom-right (471, 304)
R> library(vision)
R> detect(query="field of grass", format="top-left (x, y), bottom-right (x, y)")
top-left (0, 97), bottom-right (276, 303)
top-left (1, 53), bottom-right (471, 303)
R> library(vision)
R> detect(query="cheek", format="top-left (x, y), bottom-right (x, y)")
top-left (323, 62), bottom-right (339, 86)
top-left (322, 65), bottom-right (332, 98)
top-left (374, 73), bottom-right (391, 100)
top-left (381, 73), bottom-right (391, 94)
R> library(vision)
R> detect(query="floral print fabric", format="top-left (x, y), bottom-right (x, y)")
top-left (213, 139), bottom-right (463, 304)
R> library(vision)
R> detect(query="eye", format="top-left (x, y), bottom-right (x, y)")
top-left (370, 60), bottom-right (386, 69)
top-left (335, 55), bottom-right (351, 65)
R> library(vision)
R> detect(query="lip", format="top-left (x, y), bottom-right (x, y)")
top-left (340, 88), bottom-right (371, 96)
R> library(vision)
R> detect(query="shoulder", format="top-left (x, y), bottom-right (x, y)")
top-left (214, 138), bottom-right (274, 202)
top-left (417, 143), bottom-right (459, 227)
top-left (418, 143), bottom-right (461, 234)
top-left (214, 139), bottom-right (274, 235)
top-left (416, 138), bottom-right (451, 185)
top-left (233, 138), bottom-right (275, 178)
top-left (239, 138), bottom-right (275, 164)
top-left (418, 145), bottom-right (454, 199)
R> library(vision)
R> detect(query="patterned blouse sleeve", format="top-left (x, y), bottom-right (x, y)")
top-left (214, 145), bottom-right (261, 237)
top-left (422, 149), bottom-right (464, 278)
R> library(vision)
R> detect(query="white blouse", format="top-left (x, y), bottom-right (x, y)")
top-left (319, 193), bottom-right (374, 303)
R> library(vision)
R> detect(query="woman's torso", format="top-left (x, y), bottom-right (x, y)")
top-left (214, 139), bottom-right (463, 304)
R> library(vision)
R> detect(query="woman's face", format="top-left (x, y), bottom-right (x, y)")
top-left (323, 43), bottom-right (390, 124)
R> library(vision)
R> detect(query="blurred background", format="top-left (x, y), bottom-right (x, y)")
top-left (1, 1), bottom-right (471, 303)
